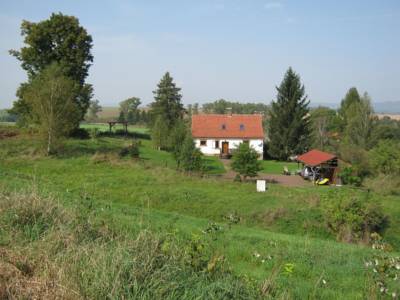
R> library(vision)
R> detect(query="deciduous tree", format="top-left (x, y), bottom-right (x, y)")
top-left (118, 97), bottom-right (141, 124)
top-left (86, 99), bottom-right (102, 122)
top-left (22, 63), bottom-right (79, 155)
top-left (10, 13), bottom-right (93, 124)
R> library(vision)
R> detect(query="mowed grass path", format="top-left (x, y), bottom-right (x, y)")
top-left (1, 128), bottom-right (399, 298)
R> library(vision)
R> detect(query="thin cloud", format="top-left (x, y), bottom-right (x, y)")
top-left (264, 1), bottom-right (283, 10)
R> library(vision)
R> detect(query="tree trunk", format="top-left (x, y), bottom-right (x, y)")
top-left (47, 129), bottom-right (52, 155)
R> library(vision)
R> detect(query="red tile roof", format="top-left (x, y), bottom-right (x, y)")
top-left (191, 114), bottom-right (264, 139)
top-left (297, 149), bottom-right (337, 166)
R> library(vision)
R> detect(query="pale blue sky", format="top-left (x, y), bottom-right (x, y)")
top-left (0, 0), bottom-right (399, 109)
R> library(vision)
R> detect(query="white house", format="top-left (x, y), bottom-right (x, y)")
top-left (191, 114), bottom-right (264, 158)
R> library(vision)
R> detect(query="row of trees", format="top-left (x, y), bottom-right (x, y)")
top-left (201, 99), bottom-right (270, 115)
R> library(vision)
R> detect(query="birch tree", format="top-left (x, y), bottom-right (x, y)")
top-left (24, 63), bottom-right (79, 154)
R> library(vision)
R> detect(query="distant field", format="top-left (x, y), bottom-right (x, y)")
top-left (376, 113), bottom-right (400, 120)
top-left (97, 106), bottom-right (119, 121)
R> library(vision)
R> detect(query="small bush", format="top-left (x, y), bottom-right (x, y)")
top-left (69, 127), bottom-right (90, 139)
top-left (364, 175), bottom-right (400, 196)
top-left (89, 127), bottom-right (99, 139)
top-left (321, 191), bottom-right (389, 243)
top-left (339, 167), bottom-right (362, 186)
top-left (119, 140), bottom-right (141, 159)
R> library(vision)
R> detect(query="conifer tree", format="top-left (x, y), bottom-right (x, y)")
top-left (150, 72), bottom-right (184, 149)
top-left (151, 72), bottom-right (184, 127)
top-left (268, 67), bottom-right (311, 160)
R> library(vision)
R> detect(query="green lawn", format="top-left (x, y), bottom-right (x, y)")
top-left (1, 127), bottom-right (399, 298)
top-left (260, 160), bottom-right (300, 174)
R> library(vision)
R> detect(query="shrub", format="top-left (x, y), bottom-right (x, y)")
top-left (339, 143), bottom-right (371, 178)
top-left (69, 127), bottom-right (90, 139)
top-left (364, 174), bottom-right (400, 196)
top-left (119, 140), bottom-right (141, 159)
top-left (369, 140), bottom-right (400, 175)
top-left (89, 127), bottom-right (99, 139)
top-left (178, 133), bottom-right (204, 173)
top-left (231, 143), bottom-right (261, 180)
top-left (339, 167), bottom-right (362, 186)
top-left (321, 191), bottom-right (389, 243)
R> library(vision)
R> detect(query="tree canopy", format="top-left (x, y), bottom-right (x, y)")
top-left (22, 63), bottom-right (80, 154)
top-left (231, 143), bottom-right (262, 180)
top-left (202, 99), bottom-right (269, 115)
top-left (268, 67), bottom-right (311, 160)
top-left (10, 13), bottom-right (93, 124)
top-left (118, 97), bottom-right (141, 124)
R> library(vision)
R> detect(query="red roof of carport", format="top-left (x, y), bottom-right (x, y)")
top-left (297, 149), bottom-right (337, 167)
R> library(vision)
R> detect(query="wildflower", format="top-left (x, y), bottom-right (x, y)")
top-left (253, 252), bottom-right (260, 258)
top-left (322, 279), bottom-right (327, 285)
top-left (392, 292), bottom-right (397, 299)
top-left (261, 259), bottom-right (265, 263)
top-left (395, 263), bottom-right (400, 270)
top-left (375, 259), bottom-right (379, 266)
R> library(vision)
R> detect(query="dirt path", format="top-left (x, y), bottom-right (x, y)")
top-left (219, 159), bottom-right (311, 187)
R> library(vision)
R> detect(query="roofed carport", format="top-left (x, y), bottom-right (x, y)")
top-left (296, 149), bottom-right (340, 184)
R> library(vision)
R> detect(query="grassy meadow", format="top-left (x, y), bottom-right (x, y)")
top-left (0, 123), bottom-right (399, 299)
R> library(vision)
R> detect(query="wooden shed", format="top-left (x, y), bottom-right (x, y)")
top-left (296, 149), bottom-right (340, 184)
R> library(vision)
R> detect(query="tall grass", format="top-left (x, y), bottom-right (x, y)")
top-left (0, 190), bottom-right (262, 299)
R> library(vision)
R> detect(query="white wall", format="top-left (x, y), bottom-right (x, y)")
top-left (194, 138), bottom-right (264, 157)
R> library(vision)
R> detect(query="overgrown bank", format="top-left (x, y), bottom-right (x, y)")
top-left (0, 190), bottom-right (260, 299)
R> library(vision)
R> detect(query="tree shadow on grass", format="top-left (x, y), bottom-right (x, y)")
top-left (58, 128), bottom-right (151, 159)
top-left (98, 130), bottom-right (151, 140)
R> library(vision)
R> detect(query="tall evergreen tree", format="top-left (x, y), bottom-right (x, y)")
top-left (150, 72), bottom-right (184, 149)
top-left (268, 67), bottom-right (311, 160)
top-left (151, 72), bottom-right (184, 126)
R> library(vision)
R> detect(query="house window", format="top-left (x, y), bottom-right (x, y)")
top-left (215, 140), bottom-right (219, 148)
top-left (200, 140), bottom-right (207, 146)
top-left (221, 124), bottom-right (226, 130)
top-left (240, 124), bottom-right (245, 131)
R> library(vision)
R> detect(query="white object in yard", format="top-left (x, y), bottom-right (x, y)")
top-left (256, 180), bottom-right (266, 192)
